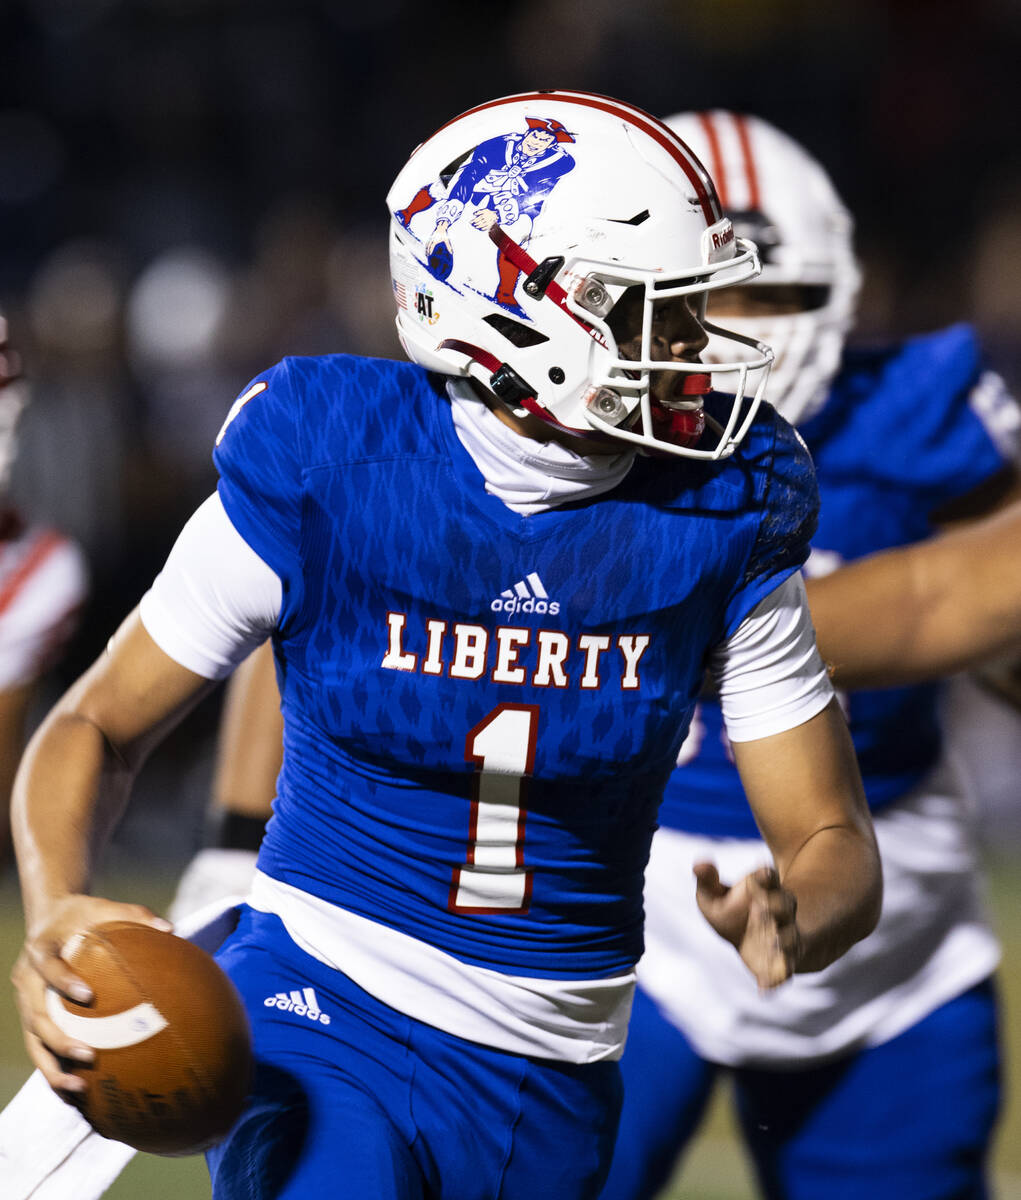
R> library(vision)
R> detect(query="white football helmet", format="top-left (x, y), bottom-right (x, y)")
top-left (0, 314), bottom-right (27, 492)
top-left (387, 90), bottom-right (773, 460)
top-left (663, 111), bottom-right (862, 426)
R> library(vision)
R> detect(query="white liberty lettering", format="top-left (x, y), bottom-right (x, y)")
top-left (380, 616), bottom-right (651, 691)
top-left (577, 634), bottom-right (611, 689)
top-left (618, 635), bottom-right (651, 689)
top-left (533, 630), bottom-right (571, 688)
top-left (450, 624), bottom-right (489, 679)
top-left (380, 612), bottom-right (417, 671)
top-left (423, 619), bottom-right (447, 675)
top-left (493, 627), bottom-right (530, 684)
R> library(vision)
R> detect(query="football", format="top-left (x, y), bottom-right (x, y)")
top-left (46, 920), bottom-right (252, 1156)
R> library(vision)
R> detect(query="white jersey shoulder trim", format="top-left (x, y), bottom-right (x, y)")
top-left (710, 572), bottom-right (834, 742)
top-left (139, 493), bottom-right (281, 681)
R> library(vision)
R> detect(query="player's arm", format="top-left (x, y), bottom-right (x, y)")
top-left (211, 637), bottom-right (282, 819)
top-left (12, 490), bottom-right (281, 1096)
top-left (167, 638), bottom-right (282, 923)
top-left (808, 499), bottom-right (1021, 690)
top-left (0, 681), bottom-right (35, 860)
top-left (694, 575), bottom-right (881, 988)
top-left (719, 697), bottom-right (880, 985)
top-left (11, 610), bottom-right (215, 1094)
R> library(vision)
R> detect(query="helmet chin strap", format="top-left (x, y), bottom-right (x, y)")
top-left (437, 222), bottom-right (616, 445)
top-left (444, 224), bottom-right (708, 454)
top-left (436, 336), bottom-right (599, 444)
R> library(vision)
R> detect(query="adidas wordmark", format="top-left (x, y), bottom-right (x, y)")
top-left (264, 987), bottom-right (332, 1025)
top-left (491, 572), bottom-right (560, 616)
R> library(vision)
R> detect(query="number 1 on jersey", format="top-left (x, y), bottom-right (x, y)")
top-left (449, 704), bottom-right (538, 914)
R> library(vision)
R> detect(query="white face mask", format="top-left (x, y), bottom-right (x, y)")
top-left (702, 306), bottom-right (849, 427)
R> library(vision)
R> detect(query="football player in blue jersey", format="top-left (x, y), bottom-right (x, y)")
top-left (601, 111), bottom-right (1021, 1200)
top-left (9, 92), bottom-right (882, 1200)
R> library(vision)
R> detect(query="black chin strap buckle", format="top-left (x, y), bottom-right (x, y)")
top-left (523, 255), bottom-right (565, 299)
top-left (490, 363), bottom-right (536, 406)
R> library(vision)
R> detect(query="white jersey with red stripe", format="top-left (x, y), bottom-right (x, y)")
top-left (0, 513), bottom-right (88, 690)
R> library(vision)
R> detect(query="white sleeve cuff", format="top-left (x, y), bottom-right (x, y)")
top-left (139, 493), bottom-right (282, 680)
top-left (710, 573), bottom-right (834, 743)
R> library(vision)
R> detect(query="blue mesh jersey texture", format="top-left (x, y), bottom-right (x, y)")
top-left (660, 324), bottom-right (1014, 838)
top-left (214, 354), bottom-right (816, 978)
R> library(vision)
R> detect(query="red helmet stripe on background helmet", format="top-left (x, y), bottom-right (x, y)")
top-left (695, 111), bottom-right (761, 213)
top-left (733, 114), bottom-right (761, 210)
top-left (696, 112), bottom-right (728, 208)
top-left (433, 90), bottom-right (722, 226)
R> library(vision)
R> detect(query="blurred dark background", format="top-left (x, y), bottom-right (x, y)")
top-left (2, 0), bottom-right (1020, 869)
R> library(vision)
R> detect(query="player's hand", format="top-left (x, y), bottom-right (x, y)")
top-left (693, 862), bottom-right (801, 989)
top-left (11, 894), bottom-right (173, 1097)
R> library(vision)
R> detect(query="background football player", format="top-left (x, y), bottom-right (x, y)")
top-left (600, 111), bottom-right (1021, 1200)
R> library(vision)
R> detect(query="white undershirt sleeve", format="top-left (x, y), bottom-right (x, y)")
top-left (138, 493), bottom-right (283, 680)
top-left (709, 573), bottom-right (835, 743)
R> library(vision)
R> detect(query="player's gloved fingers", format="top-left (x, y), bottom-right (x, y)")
top-left (757, 884), bottom-right (797, 926)
top-left (21, 1026), bottom-right (90, 1095)
top-left (20, 940), bottom-right (93, 1004)
top-left (746, 901), bottom-right (792, 990)
top-left (750, 866), bottom-right (781, 891)
top-left (26, 1003), bottom-right (95, 1071)
top-left (11, 964), bottom-right (95, 1084)
top-left (692, 861), bottom-right (726, 899)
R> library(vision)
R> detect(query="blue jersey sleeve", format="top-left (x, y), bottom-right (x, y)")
top-left (722, 413), bottom-right (818, 636)
top-left (213, 360), bottom-right (305, 600)
top-left (823, 326), bottom-right (1019, 511)
top-left (902, 325), bottom-right (1019, 504)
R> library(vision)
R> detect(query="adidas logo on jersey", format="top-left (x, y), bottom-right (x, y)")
top-left (491, 572), bottom-right (560, 616)
top-left (263, 987), bottom-right (332, 1025)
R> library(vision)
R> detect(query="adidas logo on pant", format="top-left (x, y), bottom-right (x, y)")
top-left (264, 987), bottom-right (332, 1025)
top-left (491, 572), bottom-right (560, 616)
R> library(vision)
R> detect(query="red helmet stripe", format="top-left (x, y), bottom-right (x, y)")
top-left (734, 114), bottom-right (760, 210)
top-left (487, 225), bottom-right (603, 345)
top-left (696, 112), bottom-right (728, 209)
top-left (431, 90), bottom-right (722, 226)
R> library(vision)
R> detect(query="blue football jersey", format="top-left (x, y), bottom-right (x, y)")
top-left (661, 324), bottom-right (1017, 837)
top-left (213, 354), bottom-right (817, 979)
